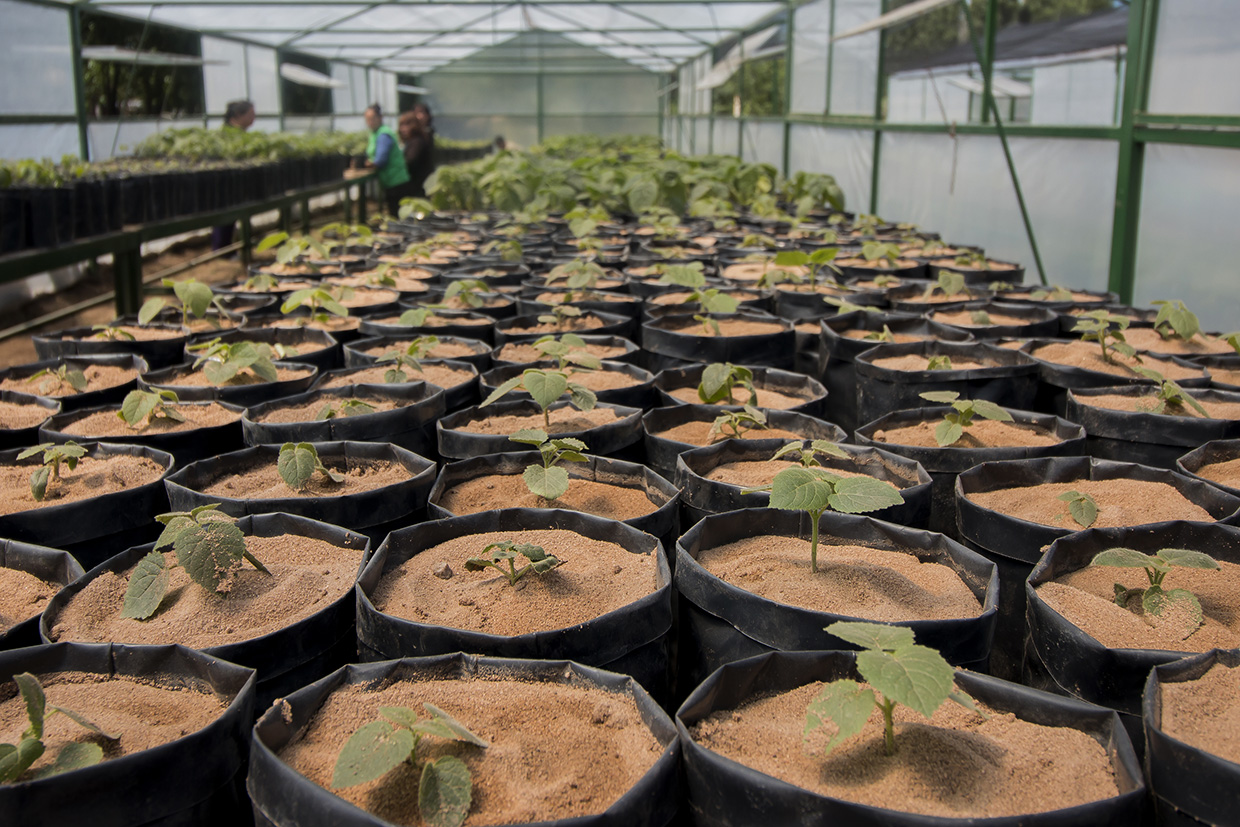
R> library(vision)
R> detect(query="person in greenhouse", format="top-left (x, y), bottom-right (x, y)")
top-left (398, 103), bottom-right (436, 198)
top-left (364, 103), bottom-right (412, 216)
top-left (210, 100), bottom-right (255, 252)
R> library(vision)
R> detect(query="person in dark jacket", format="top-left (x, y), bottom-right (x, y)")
top-left (210, 100), bottom-right (255, 252)
top-left (364, 103), bottom-right (412, 216)
top-left (398, 103), bottom-right (436, 198)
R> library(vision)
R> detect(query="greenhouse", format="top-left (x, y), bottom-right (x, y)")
top-left (1, 1), bottom-right (1240, 825)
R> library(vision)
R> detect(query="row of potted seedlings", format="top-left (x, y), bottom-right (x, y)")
top-left (1, 209), bottom-right (1238, 825)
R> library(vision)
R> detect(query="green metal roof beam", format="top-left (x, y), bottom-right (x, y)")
top-left (368, 3), bottom-right (519, 65)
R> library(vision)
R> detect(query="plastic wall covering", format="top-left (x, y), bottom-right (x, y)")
top-left (247, 46), bottom-right (281, 115)
top-left (830, 0), bottom-right (880, 116)
top-left (202, 37), bottom-right (248, 119)
top-left (1148, 0), bottom-right (1240, 117)
top-left (0, 124), bottom-right (81, 162)
top-left (0, 0), bottom-right (76, 116)
top-left (693, 117), bottom-right (712, 155)
top-left (435, 116), bottom-right (539, 149)
top-left (1133, 144), bottom-right (1240, 331)
top-left (742, 120), bottom-right (784, 169)
top-left (878, 133), bottom-right (1117, 290)
top-left (791, 0), bottom-right (829, 115)
top-left (1029, 59), bottom-right (1119, 126)
top-left (88, 120), bottom-right (161, 161)
top-left (544, 116), bottom-right (658, 136)
top-left (886, 74), bottom-right (971, 123)
top-left (422, 73), bottom-right (538, 117)
top-left (331, 63), bottom-right (356, 115)
top-left (713, 117), bottom-right (737, 157)
top-left (542, 74), bottom-right (660, 116)
top-left (788, 123), bottom-right (872, 213)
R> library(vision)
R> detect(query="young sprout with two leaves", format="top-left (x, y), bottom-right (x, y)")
top-left (546, 259), bottom-right (607, 291)
top-left (823, 297), bottom-right (882, 315)
top-left (479, 238), bottom-right (523, 262)
top-left (1151, 300), bottom-right (1201, 342)
top-left (121, 505), bottom-right (270, 620)
top-left (465, 539), bottom-right (564, 586)
top-left (17, 441), bottom-right (86, 501)
top-left (861, 325), bottom-right (897, 343)
top-left (117, 389), bottom-right (186, 430)
top-left (1, 672), bottom-right (118, 783)
top-left (746, 441), bottom-right (904, 573)
top-left (442, 279), bottom-right (491, 310)
top-left (656, 262), bottom-right (738, 316)
top-left (698, 363), bottom-right (758, 406)
top-left (26, 364), bottom-right (87, 396)
top-left (860, 241), bottom-right (901, 270)
top-left (925, 355), bottom-right (954, 371)
top-left (1091, 547), bottom-right (1220, 638)
top-left (280, 286), bottom-right (351, 327)
top-left (316, 398), bottom-right (376, 420)
top-left (1058, 490), bottom-right (1099, 528)
top-left (1072, 310), bottom-right (1138, 366)
top-left (805, 622), bottom-right (980, 757)
top-left (254, 231), bottom-right (332, 267)
top-left (378, 336), bottom-right (440, 383)
top-left (952, 250), bottom-right (992, 270)
top-left (531, 333), bottom-right (602, 371)
top-left (138, 278), bottom-right (221, 329)
top-left (187, 338), bottom-right (280, 386)
top-left (538, 304), bottom-right (584, 332)
top-left (918, 391), bottom-right (1013, 447)
top-left (771, 247), bottom-right (842, 289)
top-left (710, 406), bottom-right (770, 442)
top-left (90, 325), bottom-right (136, 342)
top-left (1132, 367), bottom-right (1211, 417)
top-left (508, 428), bottom-right (588, 502)
top-left (333, 703), bottom-right (488, 827)
top-left (921, 271), bottom-right (967, 301)
top-left (278, 442), bottom-right (344, 490)
top-left (1030, 285), bottom-right (1074, 302)
top-left (481, 368), bottom-right (597, 430)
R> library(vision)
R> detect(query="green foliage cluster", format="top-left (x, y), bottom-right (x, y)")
top-left (508, 429), bottom-right (588, 502)
top-left (1, 672), bottom-right (117, 783)
top-left (1092, 547), bottom-right (1220, 638)
top-left (917, 391), bottom-right (1013, 446)
top-left (17, 442), bottom-right (87, 501)
top-left (465, 540), bottom-right (564, 586)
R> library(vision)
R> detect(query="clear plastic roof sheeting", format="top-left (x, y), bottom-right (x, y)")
top-left (79, 0), bottom-right (785, 74)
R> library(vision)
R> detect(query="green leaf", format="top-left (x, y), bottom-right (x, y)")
top-left (422, 704), bottom-right (490, 748)
top-left (202, 360), bottom-right (240, 386)
top-left (175, 280), bottom-right (214, 319)
top-left (255, 231), bottom-right (289, 252)
top-left (121, 551), bottom-right (170, 620)
top-left (175, 520), bottom-right (246, 593)
top-left (278, 443), bottom-right (318, 490)
top-left (30, 742), bottom-right (102, 779)
top-left (919, 391), bottom-right (960, 404)
top-left (138, 297), bottom-right (165, 325)
top-left (809, 440), bottom-right (850, 460)
top-left (419, 755), bottom-right (473, 827)
top-left (154, 514), bottom-right (194, 551)
top-left (934, 419), bottom-right (963, 447)
top-left (0, 738), bottom-right (44, 783)
top-left (768, 466), bottom-right (831, 513)
top-left (1158, 548), bottom-right (1221, 570)
top-left (698, 363), bottom-right (733, 404)
top-left (119, 391), bottom-right (159, 427)
top-left (828, 621), bottom-right (915, 652)
top-left (523, 370), bottom-right (569, 411)
top-left (64, 369), bottom-right (88, 393)
top-left (1058, 490), bottom-right (1098, 528)
top-left (856, 644), bottom-right (955, 719)
top-left (828, 476), bottom-right (904, 514)
top-left (30, 466), bottom-right (50, 501)
top-left (524, 465), bottom-right (570, 500)
top-left (481, 375), bottom-right (523, 407)
top-left (1092, 548), bottom-right (1152, 568)
top-left (568, 383), bottom-right (597, 412)
top-left (804, 679), bottom-right (875, 754)
top-left (969, 400), bottom-right (1012, 421)
top-left (508, 428), bottom-right (548, 447)
top-left (331, 720), bottom-right (415, 789)
top-left (15, 673), bottom-right (45, 740)
top-left (48, 706), bottom-right (116, 740)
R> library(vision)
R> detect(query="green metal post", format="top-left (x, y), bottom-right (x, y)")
top-left (1107, 0), bottom-right (1158, 304)
top-left (869, 0), bottom-right (888, 214)
top-left (825, 0), bottom-right (835, 114)
top-left (69, 6), bottom-right (90, 161)
top-left (782, 0), bottom-right (794, 177)
top-left (980, 0), bottom-right (997, 124)
top-left (536, 61), bottom-right (545, 143)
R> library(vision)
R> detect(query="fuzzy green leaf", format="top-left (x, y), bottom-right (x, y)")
top-left (828, 476), bottom-right (904, 514)
top-left (1058, 490), bottom-right (1098, 528)
top-left (331, 720), bottom-right (415, 789)
top-left (969, 400), bottom-right (1012, 421)
top-left (934, 419), bottom-right (963, 447)
top-left (523, 370), bottom-right (569, 411)
top-left (119, 391), bottom-right (160, 427)
top-left (30, 741), bottom-right (102, 779)
top-left (856, 644), bottom-right (955, 719)
top-left (829, 622), bottom-right (915, 652)
top-left (419, 755), bottom-right (472, 827)
top-left (175, 280), bottom-right (214, 319)
top-left (509, 428), bottom-right (548, 447)
top-left (121, 551), bottom-right (170, 620)
top-left (523, 465), bottom-right (570, 500)
top-left (49, 706), bottom-right (116, 740)
top-left (0, 738), bottom-right (44, 783)
top-left (138, 297), bottom-right (165, 325)
top-left (278, 443), bottom-right (318, 490)
top-left (768, 466), bottom-right (831, 513)
top-left (64, 369), bottom-right (88, 393)
top-left (29, 466), bottom-right (50, 501)
top-left (567, 383), bottom-right (597, 412)
top-left (699, 363), bottom-right (733, 403)
top-left (15, 673), bottom-right (45, 740)
top-left (481, 375), bottom-right (524, 407)
top-left (804, 679), bottom-right (875, 754)
top-left (1159, 548), bottom-right (1221, 570)
top-left (175, 520), bottom-right (246, 593)
top-left (1092, 548), bottom-right (1152, 568)
top-left (919, 391), bottom-right (960, 404)
top-left (422, 704), bottom-right (490, 747)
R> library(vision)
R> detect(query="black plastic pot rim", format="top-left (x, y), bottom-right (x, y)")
top-left (855, 340), bottom-right (1038, 380)
top-left (39, 398), bottom-right (245, 442)
top-left (241, 381), bottom-right (445, 427)
top-left (854, 406), bottom-right (1087, 453)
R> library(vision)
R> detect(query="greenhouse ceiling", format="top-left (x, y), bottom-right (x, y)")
top-left (74, 0), bottom-right (787, 74)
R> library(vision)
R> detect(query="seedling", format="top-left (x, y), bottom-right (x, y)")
top-left (926, 355), bottom-right (953, 370)
top-left (772, 248), bottom-right (842, 288)
top-left (138, 278), bottom-right (220, 328)
top-left (918, 391), bottom-right (1013, 446)
top-left (377, 336), bottom-right (441, 383)
top-left (508, 429), bottom-right (588, 501)
top-left (397, 196), bottom-right (435, 220)
top-left (121, 505), bottom-right (269, 620)
top-left (27, 365), bottom-right (87, 396)
top-left (532, 334), bottom-right (601, 371)
top-left (871, 274), bottom-right (900, 289)
top-left (698, 363), bottom-right (757, 406)
top-left (862, 325), bottom-right (896, 343)
top-left (333, 703), bottom-right (487, 827)
top-left (465, 539), bottom-right (564, 586)
top-left (278, 442), bottom-right (345, 490)
top-left (804, 622), bottom-right (979, 757)
top-left (1223, 332), bottom-right (1240, 356)
top-left (738, 233), bottom-right (778, 249)
top-left (360, 264), bottom-right (398, 288)
top-left (16, 441), bottom-right (86, 501)
top-left (746, 441), bottom-right (904, 572)
top-left (242, 273), bottom-right (280, 292)
top-left (280, 286), bottom-right (351, 325)
top-left (970, 310), bottom-right (992, 325)
top-left (853, 213), bottom-right (882, 237)
top-left (546, 259), bottom-right (606, 291)
top-left (316, 398), bottom-right (376, 420)
top-left (1132, 367), bottom-right (1211, 417)
top-left (921, 271), bottom-right (967, 301)
top-left (1152, 300), bottom-right (1201, 342)
top-left (824, 297), bottom-right (882, 315)
top-left (656, 262), bottom-right (738, 315)
top-left (537, 304), bottom-right (584, 332)
top-left (953, 250), bottom-right (991, 270)
top-left (1058, 489), bottom-right (1099, 528)
top-left (479, 238), bottom-right (523, 262)
top-left (0, 672), bottom-right (118, 783)
top-left (1072, 310), bottom-right (1138, 365)
top-left (442, 279), bottom-right (490, 309)
top-left (709, 406), bottom-right (769, 442)
top-left (187, 338), bottom-right (280, 385)
top-left (1030, 285), bottom-right (1074, 301)
top-left (117, 389), bottom-right (186, 429)
top-left (860, 241), bottom-right (901, 269)
top-left (1091, 547), bottom-right (1220, 638)
top-left (397, 307), bottom-right (449, 327)
top-left (254, 231), bottom-right (332, 266)
top-left (565, 204), bottom-right (609, 239)
top-left (988, 280), bottom-right (1015, 293)
top-left (90, 325), bottom-right (135, 342)
top-left (481, 368), bottom-right (597, 429)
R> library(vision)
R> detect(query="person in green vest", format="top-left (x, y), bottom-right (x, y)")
top-left (364, 103), bottom-right (412, 216)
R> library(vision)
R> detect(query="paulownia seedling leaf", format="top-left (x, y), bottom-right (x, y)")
top-left (917, 391), bottom-right (1013, 447)
top-left (28, 365), bottom-right (89, 396)
top-left (0, 673), bottom-right (112, 784)
top-left (332, 720), bottom-right (415, 789)
top-left (1093, 546), bottom-right (1219, 638)
top-left (1152, 300), bottom-right (1201, 342)
top-left (709, 406), bottom-right (769, 442)
top-left (278, 442), bottom-right (345, 490)
top-left (17, 442), bottom-right (87, 501)
top-left (465, 539), bottom-right (564, 586)
top-left (316, 398), bottom-right (377, 420)
top-left (1057, 489), bottom-right (1098, 528)
top-left (118, 389), bottom-right (186, 429)
top-left (121, 551), bottom-right (171, 620)
top-left (698, 363), bottom-right (757, 406)
top-left (481, 368), bottom-right (596, 429)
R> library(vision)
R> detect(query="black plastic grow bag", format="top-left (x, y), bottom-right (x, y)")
top-left (242, 381), bottom-right (446, 455)
top-left (490, 334), bottom-right (642, 368)
top-left (197, 326), bottom-right (342, 373)
top-left (770, 283), bottom-right (888, 321)
top-left (653, 364), bottom-right (829, 418)
top-left (356, 508), bottom-right (673, 699)
top-left (0, 539), bottom-right (83, 650)
top-left (0, 353), bottom-right (149, 412)
top-left (0, 441), bottom-right (174, 570)
top-left (641, 311), bottom-right (796, 370)
top-left (311, 359), bottom-right (480, 413)
top-left (481, 360), bottom-right (656, 410)
top-left (1143, 647), bottom-right (1240, 827)
top-left (955, 456), bottom-right (1240, 683)
top-left (0, 391), bottom-right (60, 451)
top-left (164, 441), bottom-right (436, 539)
top-left (1176, 437), bottom-right (1240, 499)
top-left (41, 512), bottom-right (370, 709)
top-left (246, 653), bottom-right (681, 827)
top-left (494, 310), bottom-right (633, 346)
top-left (674, 439), bottom-right (932, 528)
top-left (33, 324), bottom-right (189, 370)
top-left (854, 340), bottom-right (1039, 427)
top-left (855, 406), bottom-right (1087, 536)
top-left (640, 404), bottom-right (848, 481)
top-left (674, 509), bottom-right (998, 693)
top-left (926, 300), bottom-right (1059, 340)
top-left (0, 642), bottom-right (255, 827)
top-left (357, 308), bottom-right (497, 343)
top-left (676, 649), bottom-right (1146, 827)
top-left (39, 399), bottom-right (246, 465)
top-left (437, 399), bottom-right (644, 460)
top-left (139, 359), bottom-right (320, 409)
top-left (343, 334), bottom-right (492, 372)
top-left (1066, 384), bottom-right (1240, 469)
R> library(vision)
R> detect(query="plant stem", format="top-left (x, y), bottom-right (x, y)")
top-left (881, 697), bottom-right (896, 756)
top-left (809, 508), bottom-right (822, 574)
top-left (543, 407), bottom-right (550, 429)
